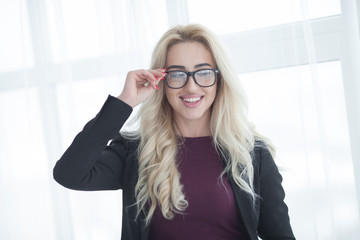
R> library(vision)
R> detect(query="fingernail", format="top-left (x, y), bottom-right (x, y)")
top-left (156, 85), bottom-right (159, 91)
top-left (160, 68), bottom-right (166, 71)
top-left (159, 76), bottom-right (165, 81)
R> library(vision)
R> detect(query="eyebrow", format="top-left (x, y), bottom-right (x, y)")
top-left (167, 65), bottom-right (185, 70)
top-left (167, 63), bottom-right (212, 71)
top-left (194, 63), bottom-right (212, 68)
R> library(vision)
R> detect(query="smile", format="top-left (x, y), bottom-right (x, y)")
top-left (179, 96), bottom-right (203, 108)
top-left (182, 97), bottom-right (201, 103)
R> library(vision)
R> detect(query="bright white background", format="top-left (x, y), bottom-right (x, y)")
top-left (1, 0), bottom-right (360, 239)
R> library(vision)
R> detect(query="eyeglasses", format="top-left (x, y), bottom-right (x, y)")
top-left (165, 69), bottom-right (219, 89)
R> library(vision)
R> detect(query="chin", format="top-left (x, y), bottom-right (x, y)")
top-left (179, 110), bottom-right (209, 122)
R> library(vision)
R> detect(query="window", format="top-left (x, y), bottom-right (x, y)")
top-left (188, 0), bottom-right (341, 34)
top-left (1, 0), bottom-right (359, 239)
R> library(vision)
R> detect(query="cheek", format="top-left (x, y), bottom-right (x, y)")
top-left (208, 86), bottom-right (217, 101)
top-left (165, 88), bottom-right (170, 100)
top-left (165, 88), bottom-right (177, 105)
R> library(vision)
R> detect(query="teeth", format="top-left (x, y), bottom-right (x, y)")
top-left (183, 97), bottom-right (201, 102)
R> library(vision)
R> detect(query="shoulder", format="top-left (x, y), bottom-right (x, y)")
top-left (252, 139), bottom-right (273, 163)
top-left (252, 139), bottom-right (279, 179)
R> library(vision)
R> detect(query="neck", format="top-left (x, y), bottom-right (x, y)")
top-left (174, 115), bottom-right (212, 138)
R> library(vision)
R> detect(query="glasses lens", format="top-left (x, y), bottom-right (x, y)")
top-left (195, 69), bottom-right (216, 87)
top-left (166, 72), bottom-right (187, 88)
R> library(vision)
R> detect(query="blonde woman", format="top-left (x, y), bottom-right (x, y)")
top-left (54, 24), bottom-right (295, 240)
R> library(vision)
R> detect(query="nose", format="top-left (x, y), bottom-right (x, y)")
top-left (183, 75), bottom-right (198, 90)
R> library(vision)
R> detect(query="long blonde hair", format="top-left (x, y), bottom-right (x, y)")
top-left (129, 24), bottom-right (274, 225)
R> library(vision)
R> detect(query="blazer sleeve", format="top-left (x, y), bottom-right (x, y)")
top-left (53, 95), bottom-right (133, 191)
top-left (257, 145), bottom-right (296, 240)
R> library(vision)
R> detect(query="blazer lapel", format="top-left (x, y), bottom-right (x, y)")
top-left (228, 177), bottom-right (258, 240)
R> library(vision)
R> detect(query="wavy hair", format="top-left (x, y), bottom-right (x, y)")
top-left (129, 24), bottom-right (275, 225)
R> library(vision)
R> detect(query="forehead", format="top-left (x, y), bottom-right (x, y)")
top-left (165, 42), bottom-right (215, 69)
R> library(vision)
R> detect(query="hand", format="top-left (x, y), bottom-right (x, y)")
top-left (117, 69), bottom-right (166, 108)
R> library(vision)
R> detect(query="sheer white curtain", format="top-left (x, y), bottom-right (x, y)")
top-left (1, 0), bottom-right (359, 239)
top-left (0, 0), bottom-right (169, 239)
top-left (188, 0), bottom-right (360, 239)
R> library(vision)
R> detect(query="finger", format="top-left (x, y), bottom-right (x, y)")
top-left (139, 70), bottom-right (166, 90)
top-left (148, 69), bottom-right (167, 85)
top-left (149, 68), bottom-right (167, 78)
top-left (135, 70), bottom-right (158, 90)
top-left (135, 76), bottom-right (149, 87)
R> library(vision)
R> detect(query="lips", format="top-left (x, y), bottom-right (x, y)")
top-left (180, 95), bottom-right (203, 108)
top-left (182, 97), bottom-right (201, 102)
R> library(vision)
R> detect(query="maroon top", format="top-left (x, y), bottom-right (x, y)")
top-left (149, 136), bottom-right (249, 240)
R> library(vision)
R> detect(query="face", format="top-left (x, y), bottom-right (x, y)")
top-left (164, 41), bottom-right (217, 127)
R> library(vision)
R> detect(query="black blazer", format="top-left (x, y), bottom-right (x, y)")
top-left (53, 95), bottom-right (295, 240)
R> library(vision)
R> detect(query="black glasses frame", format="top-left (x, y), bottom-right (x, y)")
top-left (165, 69), bottom-right (219, 89)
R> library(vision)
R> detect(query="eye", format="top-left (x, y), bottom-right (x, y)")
top-left (169, 72), bottom-right (186, 79)
top-left (197, 70), bottom-right (212, 77)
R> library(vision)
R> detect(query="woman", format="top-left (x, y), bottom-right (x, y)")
top-left (53, 24), bottom-right (295, 240)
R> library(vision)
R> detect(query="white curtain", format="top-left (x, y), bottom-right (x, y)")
top-left (0, 0), bottom-right (359, 239)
